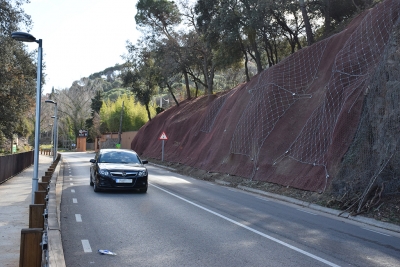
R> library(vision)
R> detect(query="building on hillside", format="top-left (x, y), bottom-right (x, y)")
top-left (94, 131), bottom-right (138, 152)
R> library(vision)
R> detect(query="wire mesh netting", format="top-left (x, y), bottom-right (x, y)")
top-left (230, 39), bottom-right (328, 170)
top-left (331, 3), bottom-right (400, 213)
top-left (132, 0), bottom-right (400, 196)
top-left (200, 88), bottom-right (238, 133)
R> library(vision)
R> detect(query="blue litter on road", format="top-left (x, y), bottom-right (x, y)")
top-left (98, 250), bottom-right (117, 255)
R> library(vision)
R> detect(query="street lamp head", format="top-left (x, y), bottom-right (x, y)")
top-left (11, 31), bottom-right (37, 43)
top-left (45, 100), bottom-right (57, 105)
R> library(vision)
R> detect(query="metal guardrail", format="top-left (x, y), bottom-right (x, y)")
top-left (0, 151), bottom-right (34, 184)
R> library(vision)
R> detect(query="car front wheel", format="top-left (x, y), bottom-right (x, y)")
top-left (93, 181), bottom-right (100, 192)
top-left (139, 187), bottom-right (147, 193)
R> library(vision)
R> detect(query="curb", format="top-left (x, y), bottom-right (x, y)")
top-left (236, 185), bottom-right (400, 234)
top-left (155, 170), bottom-right (400, 234)
top-left (48, 157), bottom-right (66, 267)
top-left (148, 162), bottom-right (177, 171)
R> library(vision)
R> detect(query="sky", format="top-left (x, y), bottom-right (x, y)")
top-left (23, 0), bottom-right (141, 94)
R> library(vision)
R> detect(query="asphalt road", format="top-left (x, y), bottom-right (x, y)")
top-left (60, 152), bottom-right (400, 267)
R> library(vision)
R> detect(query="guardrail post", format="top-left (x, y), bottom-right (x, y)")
top-left (34, 191), bottom-right (47, 205)
top-left (19, 228), bottom-right (43, 267)
top-left (29, 204), bottom-right (45, 229)
top-left (38, 182), bottom-right (49, 192)
top-left (42, 175), bottom-right (51, 183)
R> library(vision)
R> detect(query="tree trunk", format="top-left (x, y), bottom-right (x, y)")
top-left (166, 82), bottom-right (179, 106)
top-left (183, 70), bottom-right (191, 99)
top-left (239, 38), bottom-right (251, 81)
top-left (202, 48), bottom-right (214, 95)
top-left (195, 82), bottom-right (199, 98)
top-left (271, 9), bottom-right (302, 52)
top-left (299, 0), bottom-right (314, 46)
top-left (207, 64), bottom-right (215, 95)
top-left (244, 52), bottom-right (250, 82)
top-left (324, 0), bottom-right (331, 36)
top-left (247, 29), bottom-right (263, 73)
top-left (252, 42), bottom-right (263, 74)
top-left (118, 101), bottom-right (124, 145)
top-left (262, 33), bottom-right (275, 67)
top-left (145, 104), bottom-right (151, 121)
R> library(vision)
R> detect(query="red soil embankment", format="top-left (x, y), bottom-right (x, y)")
top-left (132, 0), bottom-right (400, 192)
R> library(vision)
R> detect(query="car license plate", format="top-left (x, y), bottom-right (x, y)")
top-left (116, 179), bottom-right (132, 183)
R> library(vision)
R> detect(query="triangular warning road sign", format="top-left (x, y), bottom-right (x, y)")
top-left (159, 132), bottom-right (168, 140)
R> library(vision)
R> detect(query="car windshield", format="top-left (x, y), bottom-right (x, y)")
top-left (98, 151), bottom-right (141, 164)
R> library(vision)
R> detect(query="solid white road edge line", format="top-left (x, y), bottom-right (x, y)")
top-left (81, 239), bottom-right (92, 253)
top-left (150, 182), bottom-right (340, 267)
top-left (361, 227), bottom-right (391, 237)
top-left (297, 209), bottom-right (318, 216)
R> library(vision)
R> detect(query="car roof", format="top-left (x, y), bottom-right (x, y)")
top-left (99, 149), bottom-right (138, 154)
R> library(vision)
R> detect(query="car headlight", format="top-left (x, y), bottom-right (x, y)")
top-left (99, 169), bottom-right (110, 176)
top-left (137, 170), bottom-right (147, 177)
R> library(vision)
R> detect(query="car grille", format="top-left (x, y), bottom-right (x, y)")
top-left (110, 171), bottom-right (138, 178)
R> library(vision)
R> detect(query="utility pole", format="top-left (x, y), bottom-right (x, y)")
top-left (117, 101), bottom-right (124, 147)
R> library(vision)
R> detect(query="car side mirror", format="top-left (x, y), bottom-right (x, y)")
top-left (142, 160), bottom-right (148, 164)
top-left (90, 159), bottom-right (96, 163)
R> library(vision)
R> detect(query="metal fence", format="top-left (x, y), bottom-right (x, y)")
top-left (0, 151), bottom-right (34, 184)
top-left (87, 142), bottom-right (94, 151)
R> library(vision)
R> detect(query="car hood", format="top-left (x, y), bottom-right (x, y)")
top-left (97, 163), bottom-right (146, 171)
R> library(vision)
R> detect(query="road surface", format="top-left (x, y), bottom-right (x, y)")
top-left (60, 152), bottom-right (400, 267)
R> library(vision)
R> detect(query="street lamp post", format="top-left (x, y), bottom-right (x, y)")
top-left (12, 32), bottom-right (43, 204)
top-left (49, 124), bottom-right (53, 152)
top-left (52, 115), bottom-right (58, 161)
top-left (45, 100), bottom-right (58, 161)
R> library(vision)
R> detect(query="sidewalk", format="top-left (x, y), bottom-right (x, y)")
top-left (0, 154), bottom-right (53, 267)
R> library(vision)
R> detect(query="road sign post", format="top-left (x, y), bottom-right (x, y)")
top-left (162, 140), bottom-right (164, 161)
top-left (159, 132), bottom-right (168, 161)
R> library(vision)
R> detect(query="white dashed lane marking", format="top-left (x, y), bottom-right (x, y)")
top-left (81, 240), bottom-right (92, 253)
top-left (71, 189), bottom-right (75, 193)
top-left (73, 198), bottom-right (78, 204)
top-left (75, 214), bottom-right (82, 222)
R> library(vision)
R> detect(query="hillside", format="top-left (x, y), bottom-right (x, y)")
top-left (131, 0), bottom-right (400, 222)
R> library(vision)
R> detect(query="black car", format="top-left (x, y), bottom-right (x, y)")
top-left (89, 149), bottom-right (148, 193)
